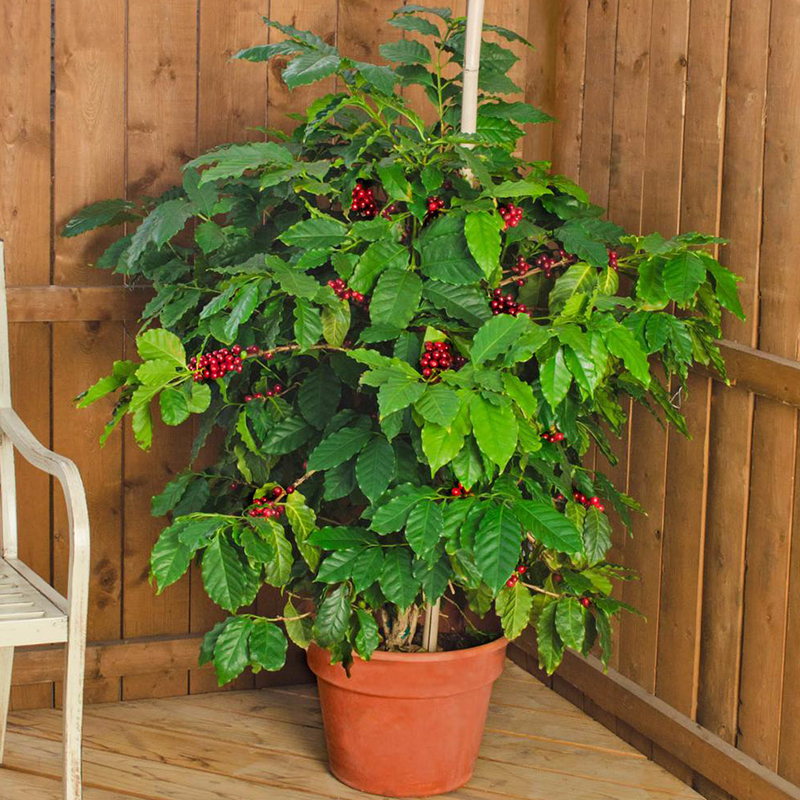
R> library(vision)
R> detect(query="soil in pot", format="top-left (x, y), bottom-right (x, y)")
top-left (307, 636), bottom-right (508, 797)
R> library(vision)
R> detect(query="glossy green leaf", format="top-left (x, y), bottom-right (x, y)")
top-left (202, 534), bottom-right (252, 612)
top-left (313, 585), bottom-right (351, 648)
top-left (474, 505), bottom-right (523, 594)
top-left (299, 366), bottom-right (342, 429)
top-left (471, 313), bottom-right (530, 366)
top-left (464, 211), bottom-right (503, 278)
top-left (555, 597), bottom-right (586, 651)
top-left (496, 581), bottom-right (533, 640)
top-left (379, 547), bottom-right (419, 608)
top-left (249, 619), bottom-right (288, 671)
top-left (293, 299), bottom-right (323, 351)
top-left (370, 269), bottom-right (422, 329)
top-left (663, 251), bottom-right (706, 303)
top-left (583, 506), bottom-right (612, 564)
top-left (356, 434), bottom-right (396, 502)
top-left (355, 608), bottom-right (381, 659)
top-left (470, 395), bottom-right (517, 471)
top-left (405, 498), bottom-right (444, 558)
top-left (414, 384), bottom-right (461, 427)
top-left (513, 500), bottom-right (583, 554)
top-left (213, 616), bottom-right (253, 685)
top-left (307, 426), bottom-right (372, 471)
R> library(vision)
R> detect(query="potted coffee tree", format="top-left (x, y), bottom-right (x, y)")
top-left (64, 5), bottom-right (743, 796)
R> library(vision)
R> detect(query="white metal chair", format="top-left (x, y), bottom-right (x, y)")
top-left (0, 239), bottom-right (90, 799)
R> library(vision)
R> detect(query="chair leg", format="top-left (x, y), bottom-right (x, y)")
top-left (62, 632), bottom-right (85, 800)
top-left (0, 646), bottom-right (13, 765)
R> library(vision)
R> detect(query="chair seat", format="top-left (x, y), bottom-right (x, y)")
top-left (0, 558), bottom-right (67, 647)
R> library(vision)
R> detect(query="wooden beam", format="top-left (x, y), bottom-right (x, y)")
top-left (510, 640), bottom-right (800, 800)
top-left (7, 286), bottom-right (151, 322)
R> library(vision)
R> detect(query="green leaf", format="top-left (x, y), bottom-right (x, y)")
top-left (474, 505), bottom-right (523, 594)
top-left (352, 547), bottom-right (385, 592)
top-left (279, 218), bottom-right (348, 250)
top-left (313, 585), bottom-right (351, 648)
top-left (379, 547), bottom-right (419, 608)
top-left (513, 500), bottom-right (583, 554)
top-left (354, 61), bottom-right (398, 95)
top-left (202, 534), bottom-right (251, 612)
top-left (183, 167), bottom-right (218, 216)
top-left (379, 39), bottom-right (431, 65)
top-left (555, 597), bottom-right (586, 651)
top-left (128, 199), bottom-right (195, 264)
top-left (378, 374), bottom-right (426, 418)
top-left (548, 263), bottom-right (596, 312)
top-left (285, 491), bottom-right (319, 570)
top-left (414, 384), bottom-right (461, 427)
top-left (479, 100), bottom-right (553, 124)
top-left (159, 388), bottom-right (190, 426)
top-left (137, 329), bottom-right (186, 366)
top-left (241, 529), bottom-right (275, 564)
top-left (317, 548), bottom-right (364, 583)
top-left (536, 600), bottom-right (564, 674)
top-left (496, 581), bottom-right (533, 640)
top-left (662, 251), bottom-right (707, 303)
top-left (502, 374), bottom-right (537, 418)
top-left (420, 213), bottom-right (483, 285)
top-left (195, 220), bottom-right (226, 254)
top-left (583, 506), bottom-right (612, 564)
top-left (136, 358), bottom-right (180, 387)
top-left (283, 51), bottom-right (341, 89)
top-left (150, 525), bottom-right (192, 592)
top-left (222, 283), bottom-right (260, 340)
top-left (309, 527), bottom-right (378, 549)
top-left (259, 519), bottom-right (294, 587)
top-left (540, 347), bottom-right (572, 408)
top-left (371, 486), bottom-right (429, 533)
top-left (152, 473), bottom-right (192, 517)
top-left (307, 426), bottom-right (373, 471)
top-left (405, 498), bottom-right (444, 558)
top-left (62, 198), bottom-right (137, 238)
top-left (394, 4), bottom-right (451, 19)
top-left (564, 346), bottom-right (598, 395)
top-left (471, 314), bottom-right (531, 366)
top-left (604, 325), bottom-right (651, 386)
top-left (323, 459), bottom-right (357, 500)
top-left (376, 163), bottom-right (412, 201)
top-left (130, 387), bottom-right (156, 451)
top-left (356, 435), bottom-right (396, 502)
top-left (269, 256), bottom-right (320, 299)
top-left (421, 421), bottom-right (465, 474)
top-left (557, 218), bottom-right (623, 266)
top-left (322, 300), bottom-right (351, 347)
top-left (452, 437), bottom-right (485, 490)
top-left (370, 269), bottom-right (422, 329)
top-left (188, 141), bottom-right (293, 183)
top-left (703, 256), bottom-right (745, 319)
top-left (464, 211), bottom-right (502, 278)
top-left (389, 13), bottom-right (440, 36)
top-left (423, 281), bottom-right (492, 327)
top-left (249, 620), bottom-right (288, 671)
top-left (293, 299), bottom-right (323, 351)
top-left (213, 617), bottom-right (253, 685)
top-left (350, 240), bottom-right (408, 293)
top-left (470, 395), bottom-right (517, 471)
top-left (284, 599), bottom-right (314, 648)
top-left (354, 608), bottom-right (381, 659)
top-left (262, 416), bottom-right (314, 454)
top-left (299, 366), bottom-right (341, 429)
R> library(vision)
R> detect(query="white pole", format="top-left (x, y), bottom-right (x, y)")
top-left (422, 0), bottom-right (485, 655)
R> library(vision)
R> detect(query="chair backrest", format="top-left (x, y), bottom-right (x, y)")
top-left (0, 240), bottom-right (11, 408)
top-left (0, 239), bottom-right (18, 559)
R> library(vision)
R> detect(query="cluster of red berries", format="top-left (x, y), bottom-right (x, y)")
top-left (541, 430), bottom-right (565, 443)
top-left (489, 288), bottom-right (531, 317)
top-left (381, 203), bottom-right (399, 220)
top-left (419, 340), bottom-right (465, 378)
top-left (535, 248), bottom-right (577, 278)
top-left (572, 491), bottom-right (606, 513)
top-left (425, 196), bottom-right (445, 220)
top-left (498, 203), bottom-right (523, 230)
top-left (608, 249), bottom-right (619, 271)
top-left (350, 182), bottom-right (378, 219)
top-left (245, 383), bottom-right (282, 402)
top-left (246, 486), bottom-right (295, 519)
top-left (506, 565), bottom-right (528, 588)
top-left (327, 278), bottom-right (367, 304)
top-left (190, 346), bottom-right (244, 382)
top-left (512, 256), bottom-right (531, 286)
top-left (450, 483), bottom-right (473, 497)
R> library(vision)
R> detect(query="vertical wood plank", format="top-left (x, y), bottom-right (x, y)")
top-left (696, 4), bottom-right (769, 797)
top-left (0, 0), bottom-right (55, 711)
top-left (578, 0), bottom-right (620, 207)
top-left (549, 0), bottom-right (588, 179)
top-left (268, 0), bottom-right (339, 135)
top-left (190, 0), bottom-right (269, 695)
top-left (522, 1), bottom-right (557, 164)
top-left (52, 0), bottom-right (126, 705)
top-left (123, 0), bottom-right (199, 701)
top-left (737, 0), bottom-right (799, 772)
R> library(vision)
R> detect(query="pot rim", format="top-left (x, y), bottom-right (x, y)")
top-left (309, 634), bottom-right (508, 664)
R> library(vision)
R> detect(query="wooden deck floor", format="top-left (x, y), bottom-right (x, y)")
top-left (0, 660), bottom-right (701, 799)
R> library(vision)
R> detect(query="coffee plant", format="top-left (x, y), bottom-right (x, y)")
top-left (65, 7), bottom-right (743, 684)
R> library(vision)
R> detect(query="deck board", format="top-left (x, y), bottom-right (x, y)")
top-left (0, 660), bottom-right (701, 799)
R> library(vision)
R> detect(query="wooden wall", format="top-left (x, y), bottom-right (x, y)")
top-left (3, 2), bottom-right (800, 797)
top-left (0, 0), bottom-right (548, 709)
top-left (516, 2), bottom-right (800, 799)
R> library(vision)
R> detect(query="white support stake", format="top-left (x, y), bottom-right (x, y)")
top-left (423, 0), bottom-right (485, 654)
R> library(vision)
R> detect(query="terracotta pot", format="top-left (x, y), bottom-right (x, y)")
top-left (307, 637), bottom-right (508, 797)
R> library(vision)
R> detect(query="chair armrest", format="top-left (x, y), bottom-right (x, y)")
top-left (0, 407), bottom-right (90, 558)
